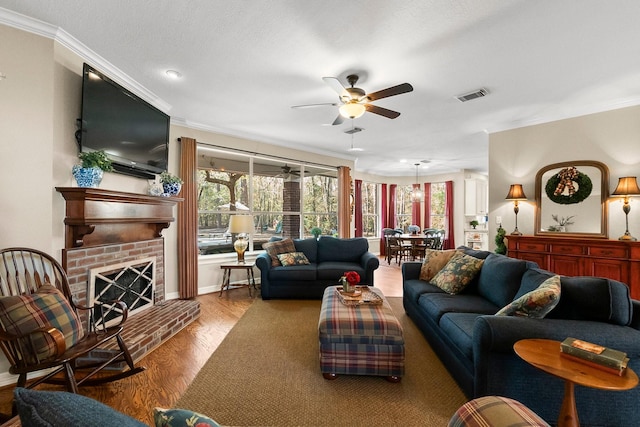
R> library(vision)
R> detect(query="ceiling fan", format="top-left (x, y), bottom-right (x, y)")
top-left (292, 74), bottom-right (414, 125)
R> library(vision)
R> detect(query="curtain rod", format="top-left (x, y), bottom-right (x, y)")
top-left (177, 138), bottom-right (337, 171)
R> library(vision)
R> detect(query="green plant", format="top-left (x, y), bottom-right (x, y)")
top-left (494, 226), bottom-right (507, 254)
top-left (310, 227), bottom-right (322, 238)
top-left (469, 220), bottom-right (479, 228)
top-left (78, 150), bottom-right (113, 172)
top-left (160, 171), bottom-right (183, 185)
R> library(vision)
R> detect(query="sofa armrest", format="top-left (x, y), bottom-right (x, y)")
top-left (255, 252), bottom-right (273, 299)
top-left (359, 252), bottom-right (380, 285)
top-left (359, 251), bottom-right (379, 271)
top-left (631, 300), bottom-right (640, 329)
top-left (401, 262), bottom-right (422, 281)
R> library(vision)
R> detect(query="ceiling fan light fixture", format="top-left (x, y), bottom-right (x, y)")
top-left (339, 102), bottom-right (366, 119)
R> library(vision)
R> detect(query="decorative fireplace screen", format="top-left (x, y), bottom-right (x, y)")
top-left (88, 257), bottom-right (155, 327)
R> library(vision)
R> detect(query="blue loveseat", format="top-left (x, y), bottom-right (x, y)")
top-left (402, 248), bottom-right (640, 427)
top-left (256, 236), bottom-right (379, 300)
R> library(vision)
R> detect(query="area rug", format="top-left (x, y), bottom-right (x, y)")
top-left (176, 297), bottom-right (466, 426)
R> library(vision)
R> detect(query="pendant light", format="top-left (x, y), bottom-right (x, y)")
top-left (410, 163), bottom-right (422, 202)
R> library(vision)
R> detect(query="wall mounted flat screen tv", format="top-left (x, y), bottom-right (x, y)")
top-left (77, 63), bottom-right (170, 179)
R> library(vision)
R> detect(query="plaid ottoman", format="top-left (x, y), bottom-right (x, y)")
top-left (448, 396), bottom-right (550, 427)
top-left (318, 286), bottom-right (404, 382)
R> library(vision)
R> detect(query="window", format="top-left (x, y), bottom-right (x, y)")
top-left (430, 182), bottom-right (446, 230)
top-left (303, 166), bottom-right (338, 238)
top-left (396, 185), bottom-right (414, 231)
top-left (196, 145), bottom-right (338, 255)
top-left (361, 182), bottom-right (378, 237)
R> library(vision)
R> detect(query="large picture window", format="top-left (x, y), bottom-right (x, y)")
top-left (430, 182), bottom-right (446, 230)
top-left (361, 182), bottom-right (378, 237)
top-left (197, 146), bottom-right (338, 255)
top-left (395, 185), bottom-right (414, 231)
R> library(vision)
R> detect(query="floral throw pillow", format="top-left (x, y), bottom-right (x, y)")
top-left (430, 252), bottom-right (484, 294)
top-left (496, 275), bottom-right (561, 318)
top-left (419, 249), bottom-right (460, 281)
top-left (277, 252), bottom-right (310, 266)
top-left (262, 238), bottom-right (296, 266)
top-left (153, 407), bottom-right (220, 427)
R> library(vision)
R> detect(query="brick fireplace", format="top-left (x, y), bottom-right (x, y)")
top-left (57, 187), bottom-right (200, 362)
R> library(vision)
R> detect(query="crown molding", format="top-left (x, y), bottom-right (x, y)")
top-left (0, 7), bottom-right (171, 113)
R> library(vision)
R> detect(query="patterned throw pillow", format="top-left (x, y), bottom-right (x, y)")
top-left (496, 275), bottom-right (561, 318)
top-left (419, 249), bottom-right (460, 281)
top-left (277, 252), bottom-right (310, 266)
top-left (430, 252), bottom-right (484, 294)
top-left (262, 238), bottom-right (296, 266)
top-left (0, 284), bottom-right (84, 364)
top-left (153, 407), bottom-right (221, 427)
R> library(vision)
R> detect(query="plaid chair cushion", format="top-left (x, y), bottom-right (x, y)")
top-left (0, 284), bottom-right (84, 364)
top-left (262, 238), bottom-right (296, 266)
top-left (448, 396), bottom-right (550, 427)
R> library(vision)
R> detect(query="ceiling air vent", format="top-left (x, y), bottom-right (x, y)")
top-left (344, 127), bottom-right (364, 134)
top-left (455, 88), bottom-right (488, 103)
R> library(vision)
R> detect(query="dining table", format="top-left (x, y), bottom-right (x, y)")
top-left (398, 234), bottom-right (431, 261)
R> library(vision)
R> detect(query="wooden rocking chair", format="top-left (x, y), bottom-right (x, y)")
top-left (0, 247), bottom-right (145, 398)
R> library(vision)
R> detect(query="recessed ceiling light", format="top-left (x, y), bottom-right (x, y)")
top-left (348, 147), bottom-right (364, 152)
top-left (165, 70), bottom-right (182, 79)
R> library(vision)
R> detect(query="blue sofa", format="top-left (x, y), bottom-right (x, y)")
top-left (402, 248), bottom-right (640, 427)
top-left (256, 236), bottom-right (379, 300)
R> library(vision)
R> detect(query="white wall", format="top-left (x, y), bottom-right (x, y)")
top-left (488, 105), bottom-right (640, 250)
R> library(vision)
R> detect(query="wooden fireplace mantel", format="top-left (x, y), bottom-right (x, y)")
top-left (56, 187), bottom-right (182, 248)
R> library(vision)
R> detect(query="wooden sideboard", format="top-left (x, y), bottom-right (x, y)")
top-left (507, 235), bottom-right (640, 299)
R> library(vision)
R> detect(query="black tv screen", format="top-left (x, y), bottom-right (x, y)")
top-left (78, 63), bottom-right (170, 179)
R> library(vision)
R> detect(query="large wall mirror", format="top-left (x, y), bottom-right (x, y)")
top-left (535, 160), bottom-right (609, 238)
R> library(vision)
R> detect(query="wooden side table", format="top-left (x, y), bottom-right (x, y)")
top-left (514, 338), bottom-right (638, 427)
top-left (219, 262), bottom-right (257, 297)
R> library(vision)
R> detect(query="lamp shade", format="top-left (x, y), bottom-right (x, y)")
top-left (229, 215), bottom-right (254, 234)
top-left (505, 184), bottom-right (527, 200)
top-left (339, 102), bottom-right (366, 119)
top-left (612, 177), bottom-right (640, 196)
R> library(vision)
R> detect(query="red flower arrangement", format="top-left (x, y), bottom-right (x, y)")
top-left (343, 271), bottom-right (360, 285)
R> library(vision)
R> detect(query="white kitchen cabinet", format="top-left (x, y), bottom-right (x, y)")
top-left (464, 179), bottom-right (488, 216)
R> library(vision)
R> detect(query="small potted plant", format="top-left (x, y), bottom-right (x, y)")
top-left (310, 227), bottom-right (322, 240)
top-left (469, 220), bottom-right (479, 229)
top-left (73, 150), bottom-right (113, 188)
top-left (160, 171), bottom-right (183, 196)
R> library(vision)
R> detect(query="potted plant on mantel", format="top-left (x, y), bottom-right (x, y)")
top-left (72, 150), bottom-right (113, 188)
top-left (160, 171), bottom-right (183, 197)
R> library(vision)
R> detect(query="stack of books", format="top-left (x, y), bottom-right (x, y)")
top-left (560, 337), bottom-right (629, 376)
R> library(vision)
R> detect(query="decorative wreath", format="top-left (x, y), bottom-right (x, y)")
top-left (545, 166), bottom-right (592, 205)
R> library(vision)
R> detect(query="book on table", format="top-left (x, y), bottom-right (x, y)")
top-left (560, 337), bottom-right (629, 375)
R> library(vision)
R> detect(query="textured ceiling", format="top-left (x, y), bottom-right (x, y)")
top-left (2, 1), bottom-right (640, 176)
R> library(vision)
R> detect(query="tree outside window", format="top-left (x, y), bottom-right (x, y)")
top-left (361, 182), bottom-right (378, 237)
top-left (430, 182), bottom-right (446, 230)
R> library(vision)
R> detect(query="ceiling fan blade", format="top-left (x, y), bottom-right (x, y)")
top-left (366, 83), bottom-right (414, 101)
top-left (331, 115), bottom-right (345, 126)
top-left (322, 77), bottom-right (347, 97)
top-left (364, 104), bottom-right (401, 119)
top-left (291, 102), bottom-right (339, 109)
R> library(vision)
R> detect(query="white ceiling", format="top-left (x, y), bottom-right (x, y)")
top-left (3, 1), bottom-right (640, 177)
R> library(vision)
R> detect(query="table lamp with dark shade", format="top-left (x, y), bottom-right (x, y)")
top-left (612, 176), bottom-right (640, 241)
top-left (229, 215), bottom-right (254, 262)
top-left (505, 184), bottom-right (527, 235)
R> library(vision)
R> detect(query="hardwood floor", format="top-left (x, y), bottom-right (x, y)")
top-left (0, 256), bottom-right (404, 425)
